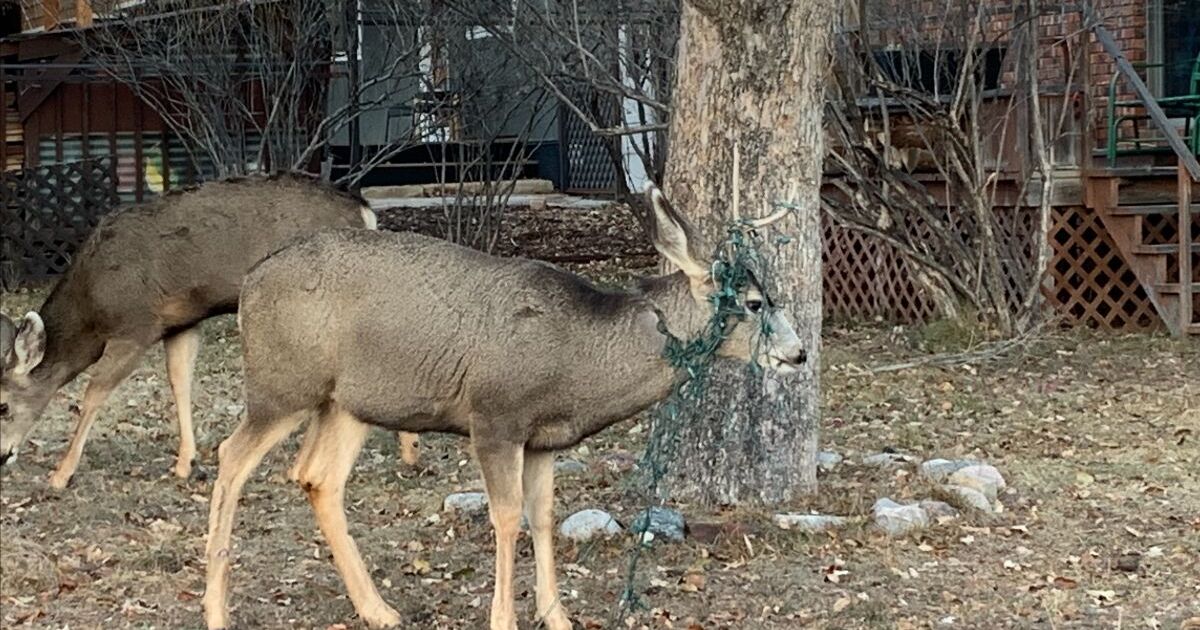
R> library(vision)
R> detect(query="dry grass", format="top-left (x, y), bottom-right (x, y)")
top-left (2, 286), bottom-right (1198, 629)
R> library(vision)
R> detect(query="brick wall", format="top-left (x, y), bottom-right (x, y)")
top-left (862, 0), bottom-right (1153, 161)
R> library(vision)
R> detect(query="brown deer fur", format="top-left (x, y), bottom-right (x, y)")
top-left (0, 174), bottom-right (420, 487)
top-left (202, 187), bottom-right (806, 630)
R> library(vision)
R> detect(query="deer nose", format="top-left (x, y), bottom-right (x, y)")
top-left (780, 349), bottom-right (807, 366)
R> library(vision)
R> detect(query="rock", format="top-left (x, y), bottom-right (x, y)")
top-left (773, 513), bottom-right (848, 532)
top-left (630, 507), bottom-right (686, 542)
top-left (442, 492), bottom-right (488, 515)
top-left (862, 452), bottom-right (917, 468)
top-left (920, 458), bottom-right (976, 482)
top-left (817, 451), bottom-right (843, 472)
top-left (945, 485), bottom-right (993, 513)
top-left (554, 458), bottom-right (588, 476)
top-left (559, 509), bottom-right (623, 542)
top-left (918, 500), bottom-right (960, 519)
top-left (1115, 553), bottom-right (1141, 573)
top-left (948, 465), bottom-right (1006, 501)
top-left (872, 498), bottom-right (929, 536)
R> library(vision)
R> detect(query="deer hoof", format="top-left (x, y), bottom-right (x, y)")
top-left (47, 471), bottom-right (73, 490)
top-left (186, 461), bottom-right (208, 482)
top-left (174, 458), bottom-right (194, 479)
top-left (361, 604), bottom-right (402, 628)
top-left (541, 608), bottom-right (573, 630)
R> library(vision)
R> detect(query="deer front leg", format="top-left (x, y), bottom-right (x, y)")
top-left (164, 327), bottom-right (201, 479)
top-left (49, 339), bottom-right (146, 489)
top-left (476, 440), bottom-right (525, 630)
top-left (523, 449), bottom-right (572, 630)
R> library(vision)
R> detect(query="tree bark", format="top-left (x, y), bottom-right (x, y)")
top-left (662, 0), bottom-right (835, 505)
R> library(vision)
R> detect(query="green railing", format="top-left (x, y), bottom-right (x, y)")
top-left (1085, 0), bottom-right (1200, 181)
top-left (1106, 55), bottom-right (1200, 165)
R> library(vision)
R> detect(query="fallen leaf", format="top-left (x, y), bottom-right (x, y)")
top-left (1052, 576), bottom-right (1079, 589)
top-left (833, 596), bottom-right (852, 613)
top-left (680, 572), bottom-right (706, 592)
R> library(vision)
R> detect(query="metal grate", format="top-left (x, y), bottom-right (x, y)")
top-left (559, 94), bottom-right (620, 194)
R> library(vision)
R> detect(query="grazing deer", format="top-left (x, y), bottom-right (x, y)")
top-left (0, 175), bottom-right (421, 489)
top-left (203, 186), bottom-right (806, 630)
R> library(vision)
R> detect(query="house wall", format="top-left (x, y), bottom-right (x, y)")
top-left (328, 6), bottom-right (559, 150)
top-left (16, 78), bottom-right (184, 202)
top-left (860, 0), bottom-right (1161, 169)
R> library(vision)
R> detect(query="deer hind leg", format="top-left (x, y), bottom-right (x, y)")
top-left (49, 339), bottom-right (148, 490)
top-left (397, 431), bottom-right (420, 466)
top-left (203, 410), bottom-right (305, 630)
top-left (164, 326), bottom-right (201, 479)
top-left (475, 439), bottom-right (525, 630)
top-left (294, 405), bottom-right (400, 628)
top-left (523, 449), bottom-right (571, 630)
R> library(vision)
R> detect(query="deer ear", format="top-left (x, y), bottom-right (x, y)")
top-left (0, 314), bottom-right (15, 372)
top-left (644, 185), bottom-right (709, 282)
top-left (9, 312), bottom-right (46, 376)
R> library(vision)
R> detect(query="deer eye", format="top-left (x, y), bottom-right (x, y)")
top-left (745, 299), bottom-right (763, 314)
top-left (0, 404), bottom-right (8, 415)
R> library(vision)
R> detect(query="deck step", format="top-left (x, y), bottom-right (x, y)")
top-left (1154, 283), bottom-right (1200, 294)
top-left (1133, 243), bottom-right (1200, 254)
top-left (1188, 323), bottom-right (1200, 335)
top-left (1109, 204), bottom-right (1199, 216)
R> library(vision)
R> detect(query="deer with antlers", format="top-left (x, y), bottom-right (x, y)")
top-left (202, 186), bottom-right (804, 629)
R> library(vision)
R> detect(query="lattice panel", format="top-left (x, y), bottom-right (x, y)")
top-left (1, 158), bottom-right (120, 287)
top-left (1044, 207), bottom-right (1161, 330)
top-left (823, 218), bottom-right (938, 323)
top-left (1142, 213), bottom-right (1200, 283)
top-left (822, 208), bottom-right (1037, 324)
top-left (824, 206), bottom-right (1162, 330)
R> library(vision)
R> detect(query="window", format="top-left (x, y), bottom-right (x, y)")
top-left (871, 47), bottom-right (1006, 97)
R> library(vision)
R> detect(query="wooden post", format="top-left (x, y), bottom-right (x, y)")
top-left (1, 78), bottom-right (7, 171)
top-left (1180, 163), bottom-right (1194, 332)
top-left (77, 0), bottom-right (93, 28)
top-left (42, 0), bottom-right (60, 30)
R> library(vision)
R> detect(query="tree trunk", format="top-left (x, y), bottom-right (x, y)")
top-left (662, 0), bottom-right (834, 505)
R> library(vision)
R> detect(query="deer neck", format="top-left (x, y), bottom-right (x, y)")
top-left (590, 273), bottom-right (710, 417)
top-left (31, 280), bottom-right (107, 390)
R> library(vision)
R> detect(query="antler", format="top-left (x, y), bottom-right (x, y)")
top-left (731, 139), bottom-right (796, 229)
top-left (745, 204), bottom-right (796, 229)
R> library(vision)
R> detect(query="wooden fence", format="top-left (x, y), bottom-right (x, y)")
top-left (1, 158), bottom-right (120, 288)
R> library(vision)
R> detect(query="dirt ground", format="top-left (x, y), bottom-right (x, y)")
top-left (1, 204), bottom-right (1198, 629)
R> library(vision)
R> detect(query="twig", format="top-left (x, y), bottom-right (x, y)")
top-left (867, 323), bottom-right (1047, 373)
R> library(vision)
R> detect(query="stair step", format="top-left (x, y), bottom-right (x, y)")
top-left (1109, 204), bottom-right (1199, 216)
top-left (1188, 323), bottom-right (1200, 335)
top-left (1154, 283), bottom-right (1200, 294)
top-left (1133, 243), bottom-right (1200, 254)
